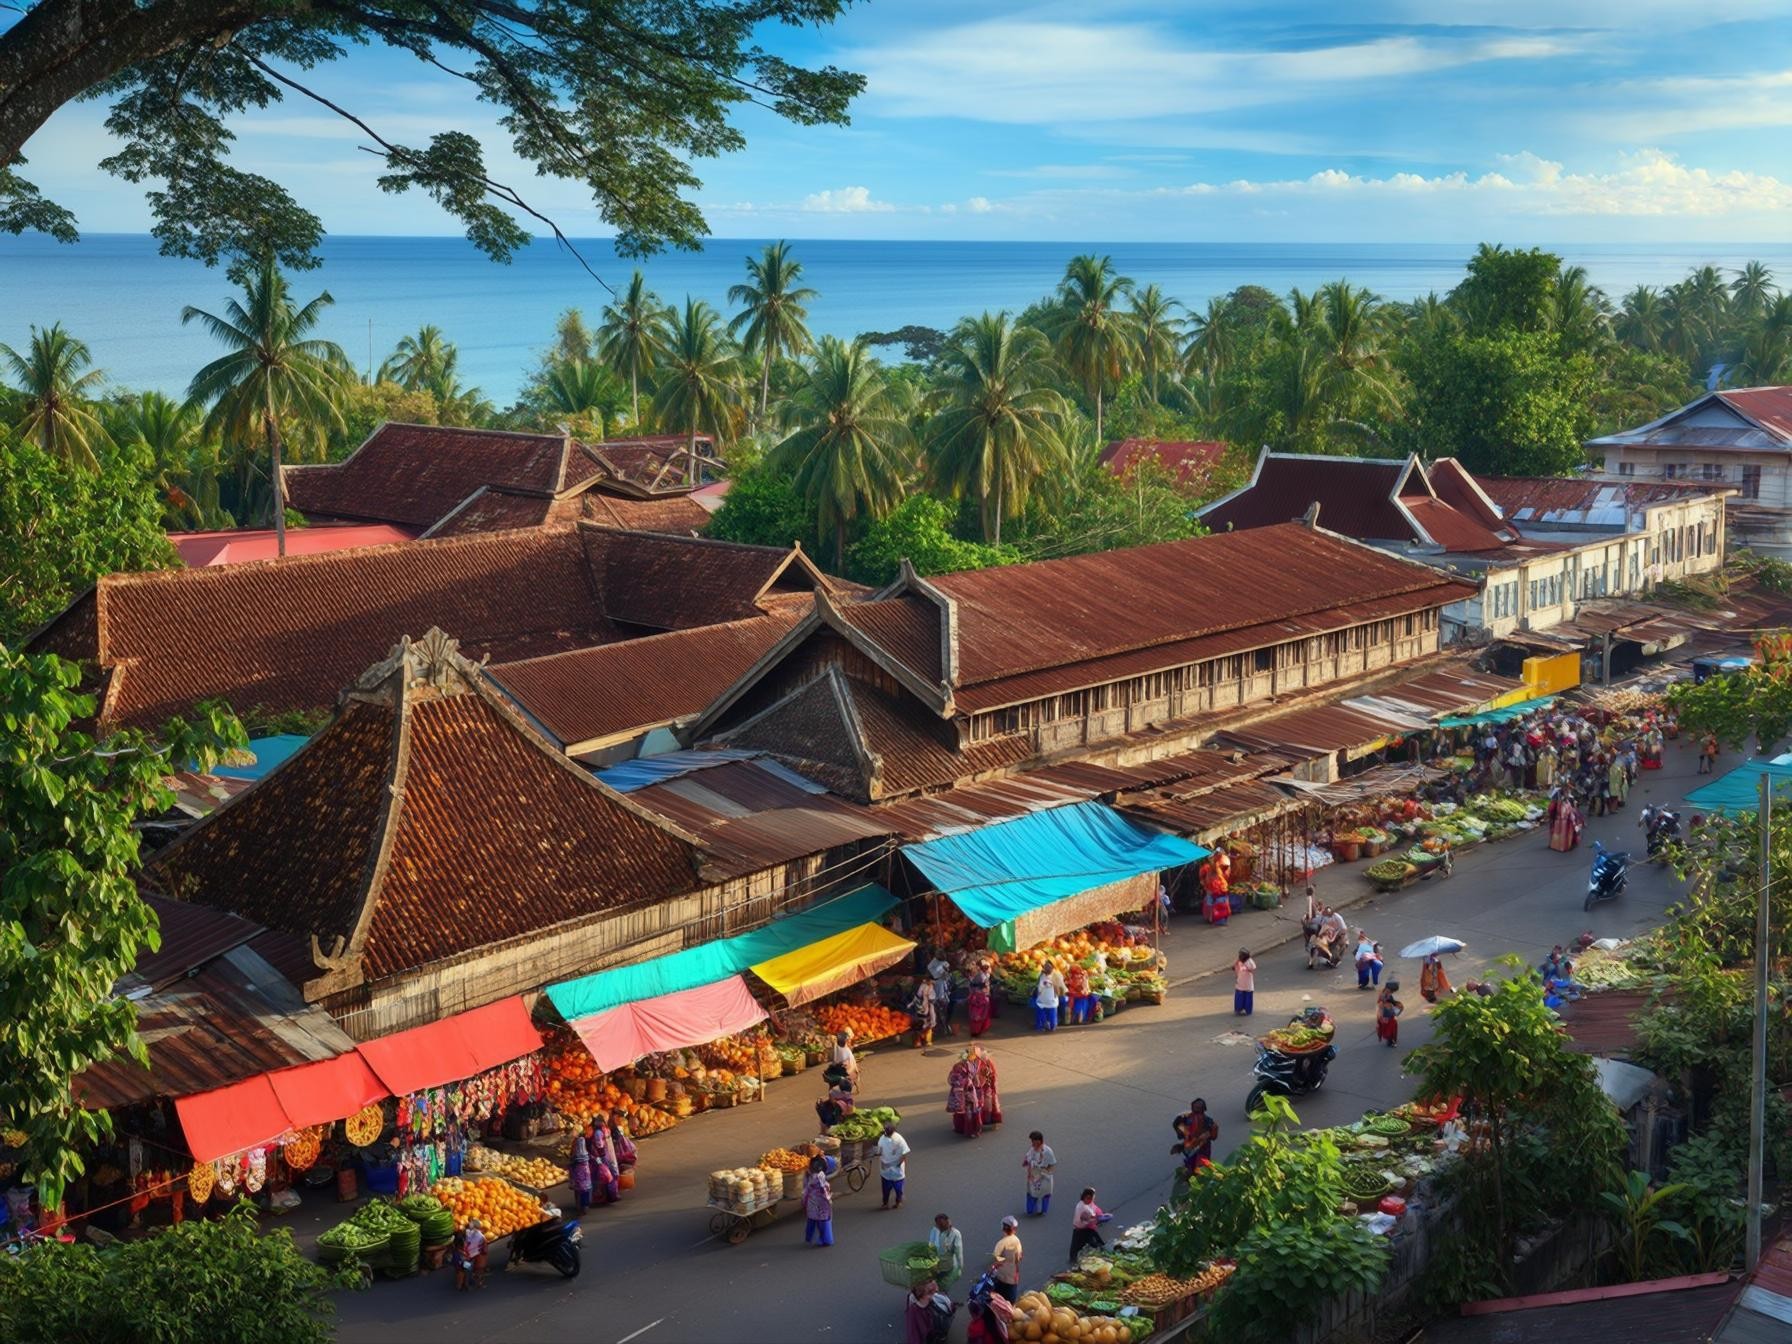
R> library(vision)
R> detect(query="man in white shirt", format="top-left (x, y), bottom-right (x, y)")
top-left (876, 1119), bottom-right (910, 1211)
top-left (928, 1212), bottom-right (964, 1282)
top-left (990, 1214), bottom-right (1024, 1303)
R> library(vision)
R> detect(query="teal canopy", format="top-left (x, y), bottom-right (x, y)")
top-left (1437, 695), bottom-right (1557, 730)
top-left (545, 884), bottom-right (897, 1021)
top-left (900, 802), bottom-right (1206, 933)
top-left (1684, 759), bottom-right (1792, 815)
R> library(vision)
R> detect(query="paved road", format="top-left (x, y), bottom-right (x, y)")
top-left (332, 743), bottom-right (1703, 1344)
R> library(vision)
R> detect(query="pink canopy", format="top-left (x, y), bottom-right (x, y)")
top-left (568, 975), bottom-right (768, 1073)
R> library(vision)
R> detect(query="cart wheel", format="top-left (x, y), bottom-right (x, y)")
top-left (752, 1208), bottom-right (777, 1229)
top-left (708, 1212), bottom-right (730, 1237)
top-left (846, 1163), bottom-right (867, 1193)
top-left (726, 1219), bottom-right (752, 1245)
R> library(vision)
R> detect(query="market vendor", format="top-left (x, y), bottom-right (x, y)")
top-left (817, 1084), bottom-right (856, 1131)
top-left (1063, 962), bottom-right (1094, 1025)
top-left (828, 1029), bottom-right (860, 1092)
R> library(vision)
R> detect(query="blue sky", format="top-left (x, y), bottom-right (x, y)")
top-left (14, 0), bottom-right (1792, 242)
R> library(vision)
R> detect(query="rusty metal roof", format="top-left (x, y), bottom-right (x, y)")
top-left (1558, 988), bottom-right (1655, 1056)
top-left (1119, 779), bottom-right (1304, 840)
top-left (79, 942), bottom-right (356, 1109)
top-left (1443, 1281), bottom-right (1739, 1344)
top-left (1589, 387), bottom-right (1792, 451)
top-left (130, 894), bottom-right (263, 990)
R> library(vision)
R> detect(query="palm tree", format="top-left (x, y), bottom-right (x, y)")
top-left (653, 298), bottom-right (742, 456)
top-left (1288, 288), bottom-right (1325, 337)
top-left (1046, 254), bottom-right (1134, 444)
top-left (1552, 265), bottom-right (1612, 353)
top-left (597, 269), bottom-right (671, 430)
top-left (1731, 261), bottom-right (1776, 320)
top-left (1129, 284), bottom-right (1181, 402)
top-left (1686, 264), bottom-right (1731, 336)
top-left (434, 373), bottom-right (494, 427)
top-left (0, 322), bottom-right (110, 468)
top-left (540, 359), bottom-right (627, 435)
top-left (728, 241), bottom-right (818, 425)
top-left (769, 337), bottom-right (909, 565)
top-left (182, 256), bottom-right (349, 555)
top-left (1736, 294), bottom-right (1792, 384)
top-left (378, 325), bottom-right (457, 395)
top-left (1402, 292), bottom-right (1458, 342)
top-left (107, 391), bottom-right (208, 527)
top-left (1661, 282), bottom-right (1710, 367)
top-left (1616, 286), bottom-right (1666, 353)
top-left (926, 313), bottom-right (1069, 545)
top-left (1182, 297), bottom-right (1236, 381)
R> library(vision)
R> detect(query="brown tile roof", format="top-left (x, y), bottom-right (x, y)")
top-left (579, 528), bottom-right (837, 632)
top-left (848, 678), bottom-right (1032, 795)
top-left (580, 492), bottom-right (712, 534)
top-left (488, 612), bottom-right (801, 750)
top-left (28, 527), bottom-right (620, 730)
top-left (424, 487), bottom-right (715, 540)
top-left (286, 423), bottom-right (600, 529)
top-left (146, 633), bottom-right (707, 988)
top-left (587, 434), bottom-right (719, 492)
top-left (1401, 495), bottom-right (1508, 552)
top-left (423, 488), bottom-right (564, 537)
top-left (1203, 454), bottom-right (1416, 538)
top-left (834, 595), bottom-right (946, 687)
top-left (1099, 438), bottom-right (1228, 484)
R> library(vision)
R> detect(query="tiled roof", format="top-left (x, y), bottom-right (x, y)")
top-left (580, 492), bottom-right (713, 533)
top-left (587, 434), bottom-right (719, 492)
top-left (29, 527), bottom-right (620, 729)
top-left (1098, 438), bottom-right (1228, 483)
top-left (286, 423), bottom-right (599, 529)
top-left (579, 528), bottom-right (834, 631)
top-left (848, 678), bottom-right (1033, 795)
top-left (834, 595), bottom-right (946, 687)
top-left (1401, 496), bottom-right (1508, 552)
top-left (489, 612), bottom-right (800, 750)
top-left (146, 634), bottom-right (706, 987)
top-left (424, 488), bottom-right (715, 540)
top-left (1202, 455), bottom-right (1416, 539)
top-left (171, 525), bottom-right (415, 566)
top-left (423, 488), bottom-right (564, 538)
top-left (930, 522), bottom-right (1475, 692)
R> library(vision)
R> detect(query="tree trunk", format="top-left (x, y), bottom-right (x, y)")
top-left (1095, 388), bottom-right (1104, 446)
top-left (834, 518), bottom-right (847, 569)
top-left (630, 369), bottom-right (639, 430)
top-left (266, 380), bottom-right (285, 557)
top-left (1490, 1108), bottom-right (1509, 1290)
top-left (758, 351), bottom-right (771, 427)
top-left (992, 468), bottom-right (1003, 547)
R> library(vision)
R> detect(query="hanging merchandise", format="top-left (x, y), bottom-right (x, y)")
top-left (215, 1154), bottom-right (239, 1197)
top-left (283, 1127), bottom-right (322, 1172)
top-left (345, 1104), bottom-right (384, 1147)
top-left (245, 1147), bottom-right (267, 1194)
top-left (187, 1160), bottom-right (215, 1203)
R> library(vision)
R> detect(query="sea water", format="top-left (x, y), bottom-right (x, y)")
top-left (3, 234), bottom-right (1789, 404)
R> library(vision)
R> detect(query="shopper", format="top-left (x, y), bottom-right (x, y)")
top-left (1065, 961), bottom-right (1094, 1024)
top-left (1033, 964), bottom-right (1060, 1032)
top-left (928, 1212), bottom-right (964, 1283)
top-left (568, 1135), bottom-right (594, 1213)
top-left (1419, 953), bottom-right (1453, 1004)
top-left (947, 1051), bottom-right (984, 1139)
top-left (1172, 1099), bottom-right (1219, 1176)
top-left (1700, 732), bottom-right (1719, 775)
top-left (909, 977), bottom-right (938, 1049)
top-left (877, 1118), bottom-right (911, 1210)
top-left (1021, 1131), bottom-right (1056, 1217)
top-left (1376, 980), bottom-right (1404, 1047)
top-left (989, 1215), bottom-right (1024, 1302)
top-left (1354, 933), bottom-right (1382, 990)
top-left (1232, 949), bottom-right (1257, 1016)
top-left (1068, 1187), bottom-right (1108, 1263)
top-left (802, 1154), bottom-right (834, 1246)
top-left (828, 1029), bottom-right (860, 1092)
top-left (929, 952), bottom-right (957, 1038)
top-left (966, 958), bottom-right (994, 1038)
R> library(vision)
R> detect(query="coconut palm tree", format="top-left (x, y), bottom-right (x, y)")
top-left (182, 256), bottom-right (349, 555)
top-left (927, 313), bottom-right (1069, 545)
top-left (1045, 254), bottom-right (1134, 444)
top-left (1686, 264), bottom-right (1731, 336)
top-left (378, 325), bottom-right (457, 395)
top-left (1401, 292), bottom-right (1458, 342)
top-left (728, 241), bottom-right (818, 426)
top-left (0, 322), bottom-right (110, 469)
top-left (1616, 286), bottom-right (1667, 353)
top-left (540, 358), bottom-right (628, 435)
top-left (1660, 282), bottom-right (1710, 366)
top-left (1129, 284), bottom-right (1181, 402)
top-left (1552, 266), bottom-right (1612, 353)
top-left (1736, 294), bottom-right (1792, 385)
top-left (1731, 261), bottom-right (1776, 320)
top-left (1182, 297), bottom-right (1236, 381)
top-left (105, 391), bottom-right (219, 528)
top-left (653, 298), bottom-right (742, 456)
top-left (769, 337), bottom-right (910, 565)
top-left (1314, 281), bottom-right (1402, 423)
top-left (597, 269), bottom-right (671, 429)
top-left (1288, 288), bottom-right (1325, 338)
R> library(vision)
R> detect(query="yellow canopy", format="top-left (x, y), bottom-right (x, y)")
top-left (750, 923), bottom-right (916, 1006)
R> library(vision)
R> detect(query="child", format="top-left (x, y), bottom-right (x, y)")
top-left (1232, 949), bottom-right (1257, 1016)
top-left (1376, 980), bottom-right (1403, 1047)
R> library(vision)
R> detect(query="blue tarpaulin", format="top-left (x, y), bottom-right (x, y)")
top-left (544, 884), bottom-right (897, 1021)
top-left (900, 802), bottom-right (1206, 938)
top-left (1684, 759), bottom-right (1792, 815)
top-left (211, 733), bottom-right (310, 781)
top-left (1436, 695), bottom-right (1556, 730)
top-left (592, 749), bottom-right (822, 794)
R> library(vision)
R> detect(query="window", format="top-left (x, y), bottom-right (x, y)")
top-left (1252, 648), bottom-right (1274, 673)
top-left (1664, 463), bottom-right (1679, 480)
top-left (1617, 461), bottom-right (1635, 477)
top-left (1702, 463), bottom-right (1724, 481)
top-left (1742, 465), bottom-right (1762, 500)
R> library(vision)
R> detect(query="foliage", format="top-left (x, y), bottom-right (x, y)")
top-left (0, 322), bottom-right (111, 469)
top-left (1149, 1095), bottom-right (1344, 1275)
top-left (845, 496), bottom-right (1018, 587)
top-left (332, 380), bottom-right (442, 460)
top-left (1405, 960), bottom-right (1626, 1288)
top-left (0, 1200), bottom-right (355, 1344)
top-left (536, 358), bottom-right (629, 439)
top-left (0, 646), bottom-right (245, 1208)
top-left (729, 241), bottom-right (819, 424)
top-left (1012, 457), bottom-right (1206, 561)
top-left (1208, 1217), bottom-right (1391, 1344)
top-left (2, 2), bottom-right (861, 274)
top-left (707, 460), bottom-right (817, 553)
top-left (1600, 1170), bottom-right (1692, 1284)
top-left (1659, 1130), bottom-right (1748, 1273)
top-left (1402, 329), bottom-right (1596, 476)
top-left (653, 298), bottom-right (743, 450)
top-left (1451, 243), bottom-right (1562, 335)
top-left (598, 270), bottom-right (671, 429)
top-left (1043, 254), bottom-right (1136, 444)
top-left (859, 325), bottom-right (948, 364)
top-left (1668, 630), bottom-right (1792, 752)
top-left (0, 432), bottom-right (176, 640)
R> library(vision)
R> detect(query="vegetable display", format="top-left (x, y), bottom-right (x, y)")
top-left (814, 1002), bottom-right (910, 1042)
top-left (1260, 1021), bottom-right (1334, 1054)
top-left (828, 1105), bottom-right (902, 1141)
top-left (1010, 1292), bottom-right (1141, 1344)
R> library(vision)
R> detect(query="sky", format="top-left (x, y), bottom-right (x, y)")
top-left (11, 0), bottom-right (1792, 243)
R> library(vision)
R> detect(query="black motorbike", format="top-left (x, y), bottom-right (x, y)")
top-left (1245, 1010), bottom-right (1337, 1115)
top-left (1585, 840), bottom-right (1628, 911)
top-left (1645, 809), bottom-right (1681, 859)
top-left (505, 1208), bottom-right (582, 1279)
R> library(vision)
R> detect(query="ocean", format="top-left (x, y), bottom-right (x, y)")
top-left (4, 234), bottom-right (1790, 404)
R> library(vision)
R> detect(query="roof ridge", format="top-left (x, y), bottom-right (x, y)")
top-left (574, 520), bottom-right (801, 556)
top-left (487, 609), bottom-right (792, 672)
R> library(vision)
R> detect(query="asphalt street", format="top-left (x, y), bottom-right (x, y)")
top-left (331, 741), bottom-right (1705, 1344)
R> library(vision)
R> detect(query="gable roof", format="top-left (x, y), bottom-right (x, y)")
top-left (170, 525), bottom-right (415, 567)
top-left (285, 423), bottom-right (600, 529)
top-left (1098, 438), bottom-right (1228, 484)
top-left (145, 631), bottom-right (709, 992)
top-left (578, 528), bottom-right (841, 631)
top-left (422, 486), bottom-right (715, 541)
top-left (1589, 386), bottom-right (1792, 451)
top-left (1479, 475), bottom-right (1730, 527)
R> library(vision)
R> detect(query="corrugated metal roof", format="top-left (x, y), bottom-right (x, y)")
top-left (1589, 388), bottom-right (1792, 450)
top-left (1204, 455), bottom-right (1418, 539)
top-left (1479, 476), bottom-right (1721, 528)
top-left (1442, 1282), bottom-right (1738, 1344)
top-left (1558, 988), bottom-right (1654, 1056)
top-left (129, 894), bottom-right (262, 990)
top-left (1118, 779), bottom-right (1303, 840)
top-left (78, 943), bottom-right (356, 1109)
top-left (1722, 387), bottom-right (1792, 440)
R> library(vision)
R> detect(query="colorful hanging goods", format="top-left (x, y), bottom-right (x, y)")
top-left (187, 1160), bottom-right (216, 1203)
top-left (283, 1127), bottom-right (322, 1172)
top-left (345, 1104), bottom-right (384, 1146)
top-left (246, 1147), bottom-right (267, 1193)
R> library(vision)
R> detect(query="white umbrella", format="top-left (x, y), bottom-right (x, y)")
top-left (1399, 936), bottom-right (1465, 959)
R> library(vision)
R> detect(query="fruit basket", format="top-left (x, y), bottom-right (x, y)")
top-left (879, 1240), bottom-right (953, 1290)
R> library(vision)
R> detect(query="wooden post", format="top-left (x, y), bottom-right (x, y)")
top-left (1746, 769), bottom-right (1771, 1268)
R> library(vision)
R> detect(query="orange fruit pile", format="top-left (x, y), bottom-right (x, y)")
top-left (429, 1177), bottom-right (547, 1238)
top-left (814, 1002), bottom-right (910, 1041)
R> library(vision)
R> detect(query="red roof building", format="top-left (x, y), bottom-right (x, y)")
top-left (170, 524), bottom-right (415, 567)
top-left (1098, 438), bottom-right (1228, 485)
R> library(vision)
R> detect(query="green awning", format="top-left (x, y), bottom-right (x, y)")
top-left (1437, 695), bottom-right (1557, 729)
top-left (1684, 759), bottom-right (1792, 815)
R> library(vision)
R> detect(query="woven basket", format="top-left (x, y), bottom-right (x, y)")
top-left (644, 1077), bottom-right (668, 1103)
top-left (782, 1170), bottom-right (803, 1200)
top-left (708, 1090), bottom-right (737, 1109)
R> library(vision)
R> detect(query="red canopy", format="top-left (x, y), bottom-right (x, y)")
top-left (355, 996), bottom-right (543, 1096)
top-left (267, 1052), bottom-right (387, 1130)
top-left (569, 975), bottom-right (768, 1073)
top-left (175, 1076), bottom-right (293, 1163)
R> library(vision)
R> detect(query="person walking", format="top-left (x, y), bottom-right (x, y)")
top-left (802, 1154), bottom-right (834, 1246)
top-left (1700, 732), bottom-right (1719, 775)
top-left (947, 1051), bottom-right (984, 1139)
top-left (1033, 965), bottom-right (1060, 1033)
top-left (989, 1215), bottom-right (1024, 1303)
top-left (929, 952), bottom-right (957, 1039)
top-left (1172, 1099), bottom-right (1219, 1176)
top-left (1419, 954), bottom-right (1453, 1004)
top-left (1068, 1187), bottom-right (1109, 1264)
top-left (877, 1118), bottom-right (910, 1211)
top-left (1232, 949), bottom-right (1257, 1016)
top-left (1376, 980), bottom-right (1404, 1047)
top-left (928, 1212), bottom-right (964, 1283)
top-left (1354, 932), bottom-right (1383, 990)
top-left (567, 1134), bottom-right (594, 1214)
top-left (966, 958), bottom-right (994, 1038)
top-left (1021, 1131), bottom-right (1056, 1217)
top-left (909, 977), bottom-right (938, 1049)
top-left (972, 1045), bottom-right (1003, 1128)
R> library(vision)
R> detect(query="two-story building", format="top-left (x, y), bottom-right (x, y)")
top-left (1589, 386), bottom-right (1792, 557)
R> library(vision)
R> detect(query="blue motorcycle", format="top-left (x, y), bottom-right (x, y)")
top-left (1585, 840), bottom-right (1628, 911)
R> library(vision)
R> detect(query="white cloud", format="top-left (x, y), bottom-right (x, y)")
top-left (852, 22), bottom-right (1585, 124)
top-left (1591, 68), bottom-right (1792, 140)
top-left (799, 185), bottom-right (895, 213)
top-left (966, 196), bottom-right (993, 213)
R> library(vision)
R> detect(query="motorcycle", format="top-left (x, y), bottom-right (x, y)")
top-left (1245, 1009), bottom-right (1337, 1115)
top-left (1646, 809), bottom-right (1681, 860)
top-left (1585, 840), bottom-right (1629, 911)
top-left (505, 1208), bottom-right (583, 1279)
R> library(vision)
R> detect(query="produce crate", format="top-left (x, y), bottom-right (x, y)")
top-left (878, 1240), bottom-right (944, 1289)
top-left (708, 1090), bottom-right (738, 1109)
top-left (804, 1048), bottom-right (826, 1067)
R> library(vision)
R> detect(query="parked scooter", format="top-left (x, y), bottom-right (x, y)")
top-left (505, 1206), bottom-right (582, 1279)
top-left (1645, 808), bottom-right (1681, 860)
top-left (1245, 1008), bottom-right (1337, 1115)
top-left (1585, 840), bottom-right (1629, 911)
